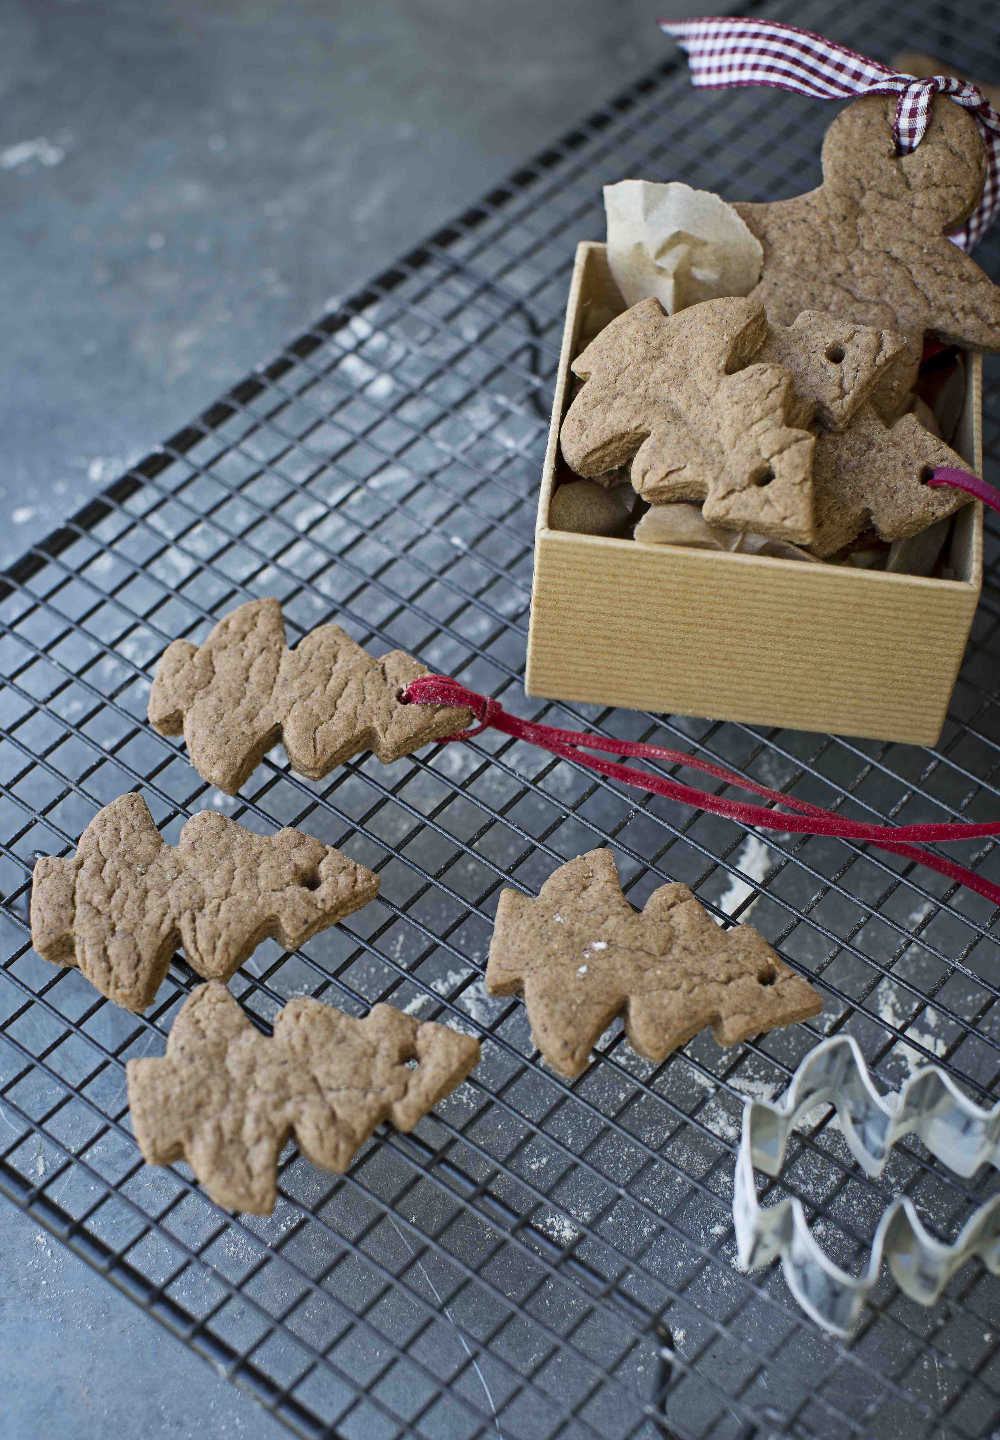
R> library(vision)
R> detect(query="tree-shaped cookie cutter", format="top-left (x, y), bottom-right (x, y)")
top-left (733, 1035), bottom-right (1000, 1336)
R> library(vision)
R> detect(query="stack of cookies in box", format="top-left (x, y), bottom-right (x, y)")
top-left (552, 95), bottom-right (1000, 575)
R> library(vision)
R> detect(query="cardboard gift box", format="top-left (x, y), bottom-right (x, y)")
top-left (525, 242), bottom-right (983, 747)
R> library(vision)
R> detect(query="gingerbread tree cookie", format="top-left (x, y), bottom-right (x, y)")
top-left (127, 983), bottom-right (480, 1213)
top-left (734, 94), bottom-right (1000, 419)
top-left (148, 597), bottom-right (472, 794)
top-left (486, 850), bottom-right (822, 1077)
top-left (560, 296), bottom-right (817, 544)
top-left (758, 312), bottom-right (906, 432)
top-left (810, 404), bottom-right (976, 556)
top-left (30, 793), bottom-right (379, 1011)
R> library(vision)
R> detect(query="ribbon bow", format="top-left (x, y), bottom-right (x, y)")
top-left (659, 16), bottom-right (1000, 250)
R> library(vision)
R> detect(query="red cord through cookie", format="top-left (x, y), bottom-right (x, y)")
top-left (402, 676), bottom-right (1000, 908)
top-left (927, 466), bottom-right (1000, 516)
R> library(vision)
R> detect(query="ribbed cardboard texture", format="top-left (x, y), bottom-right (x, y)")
top-left (525, 242), bottom-right (984, 746)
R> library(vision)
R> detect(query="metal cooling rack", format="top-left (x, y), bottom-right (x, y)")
top-left (2, 2), bottom-right (1000, 1437)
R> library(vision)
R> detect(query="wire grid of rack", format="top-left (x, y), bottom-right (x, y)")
top-left (2, 3), bottom-right (1000, 1437)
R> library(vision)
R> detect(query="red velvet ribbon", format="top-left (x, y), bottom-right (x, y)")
top-left (928, 465), bottom-right (1000, 515)
top-left (401, 677), bottom-right (1000, 908)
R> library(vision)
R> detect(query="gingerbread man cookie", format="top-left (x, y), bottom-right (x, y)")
top-left (734, 95), bottom-right (1000, 419)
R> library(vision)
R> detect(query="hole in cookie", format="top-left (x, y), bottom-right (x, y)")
top-left (919, 464), bottom-right (937, 485)
top-left (396, 687), bottom-right (411, 705)
top-left (825, 344), bottom-right (845, 364)
top-left (757, 965), bottom-right (777, 987)
top-left (751, 466), bottom-right (775, 488)
top-left (301, 869), bottom-right (323, 892)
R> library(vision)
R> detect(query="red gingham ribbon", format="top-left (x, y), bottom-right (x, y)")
top-left (659, 16), bottom-right (1000, 250)
top-left (402, 678), bottom-right (1000, 910)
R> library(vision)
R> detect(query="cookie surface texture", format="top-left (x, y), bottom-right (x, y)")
top-left (148, 596), bottom-right (473, 793)
top-left (810, 404), bottom-right (976, 556)
top-left (127, 982), bottom-right (480, 1212)
top-left (559, 295), bottom-right (817, 544)
top-left (758, 312), bottom-right (906, 431)
top-left (30, 793), bottom-right (379, 1010)
top-left (734, 94), bottom-right (1000, 417)
top-left (485, 849), bottom-right (822, 1077)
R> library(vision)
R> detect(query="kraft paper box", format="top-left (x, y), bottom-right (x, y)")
top-left (525, 241), bottom-right (983, 747)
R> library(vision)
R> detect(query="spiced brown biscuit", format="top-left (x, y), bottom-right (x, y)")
top-left (30, 793), bottom-right (379, 1011)
top-left (549, 478), bottom-right (635, 536)
top-left (809, 403), bottom-right (976, 557)
top-left (127, 982), bottom-right (480, 1213)
top-left (734, 95), bottom-right (1000, 420)
top-left (758, 312), bottom-right (906, 432)
top-left (560, 296), bottom-right (818, 544)
top-left (148, 596), bottom-right (473, 794)
top-left (485, 849), bottom-right (822, 1077)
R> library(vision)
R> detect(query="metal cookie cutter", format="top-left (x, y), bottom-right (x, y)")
top-left (732, 1035), bottom-right (1000, 1336)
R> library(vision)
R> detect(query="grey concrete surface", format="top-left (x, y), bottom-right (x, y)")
top-left (0, 0), bottom-right (696, 569)
top-left (0, 2), bottom-right (704, 1436)
top-left (0, 1201), bottom-right (280, 1438)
